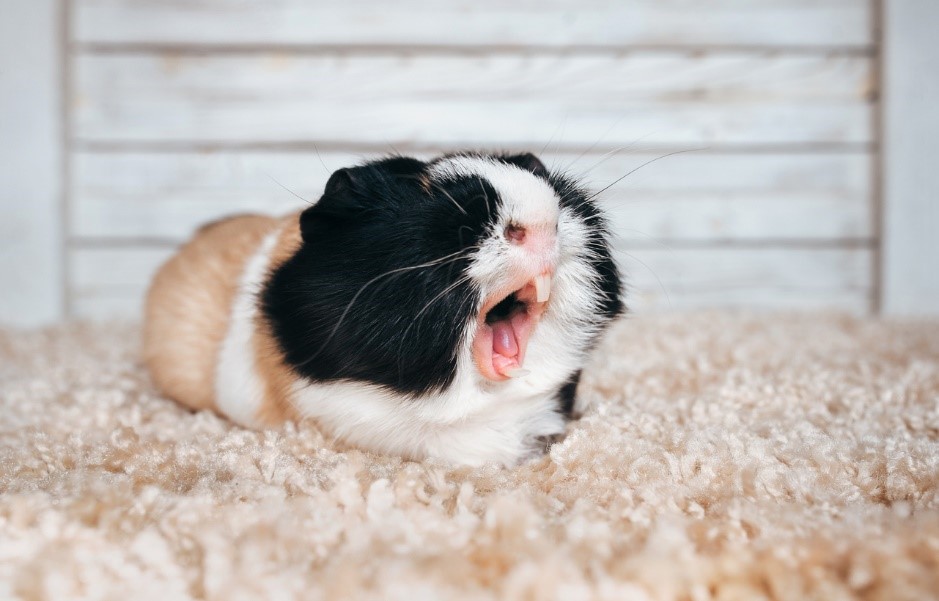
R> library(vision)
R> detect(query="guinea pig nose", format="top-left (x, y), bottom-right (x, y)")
top-left (504, 224), bottom-right (526, 244)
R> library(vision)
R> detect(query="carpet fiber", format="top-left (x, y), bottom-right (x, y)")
top-left (1, 313), bottom-right (938, 600)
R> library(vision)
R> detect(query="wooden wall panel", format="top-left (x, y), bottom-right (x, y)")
top-left (74, 0), bottom-right (873, 48)
top-left (882, 0), bottom-right (939, 315)
top-left (0, 0), bottom-right (63, 326)
top-left (620, 247), bottom-right (872, 311)
top-left (73, 54), bottom-right (872, 147)
top-left (64, 0), bottom-right (880, 318)
top-left (72, 151), bottom-right (872, 242)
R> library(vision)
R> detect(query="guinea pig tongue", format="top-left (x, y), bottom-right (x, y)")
top-left (491, 320), bottom-right (526, 377)
top-left (491, 320), bottom-right (519, 358)
top-left (473, 305), bottom-right (537, 380)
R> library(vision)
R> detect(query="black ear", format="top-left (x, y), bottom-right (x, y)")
top-left (300, 157), bottom-right (429, 240)
top-left (300, 168), bottom-right (366, 239)
top-left (500, 153), bottom-right (548, 178)
top-left (316, 168), bottom-right (365, 218)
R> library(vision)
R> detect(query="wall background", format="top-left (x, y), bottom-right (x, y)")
top-left (2, 0), bottom-right (936, 325)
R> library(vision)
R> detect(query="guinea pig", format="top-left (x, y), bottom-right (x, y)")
top-left (143, 152), bottom-right (623, 467)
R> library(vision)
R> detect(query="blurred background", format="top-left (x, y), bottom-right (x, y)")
top-left (2, 0), bottom-right (937, 327)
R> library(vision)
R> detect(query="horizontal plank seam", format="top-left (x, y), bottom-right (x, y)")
top-left (72, 141), bottom-right (879, 155)
top-left (72, 43), bottom-right (877, 57)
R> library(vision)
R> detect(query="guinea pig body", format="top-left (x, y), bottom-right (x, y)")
top-left (144, 152), bottom-right (623, 466)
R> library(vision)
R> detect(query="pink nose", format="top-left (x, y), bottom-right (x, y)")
top-left (505, 224), bottom-right (526, 244)
top-left (505, 222), bottom-right (557, 261)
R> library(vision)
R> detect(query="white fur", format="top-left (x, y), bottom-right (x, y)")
top-left (286, 157), bottom-right (609, 466)
top-left (430, 156), bottom-right (560, 229)
top-left (214, 229), bottom-right (281, 427)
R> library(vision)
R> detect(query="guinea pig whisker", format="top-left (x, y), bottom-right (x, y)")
top-left (573, 135), bottom-right (656, 178)
top-left (454, 227), bottom-right (478, 279)
top-left (293, 249), bottom-right (473, 368)
top-left (397, 173), bottom-right (471, 217)
top-left (475, 179), bottom-right (492, 221)
top-left (312, 143), bottom-right (331, 174)
top-left (571, 205), bottom-right (671, 251)
top-left (457, 225), bottom-right (475, 246)
top-left (395, 274), bottom-right (473, 385)
top-left (585, 148), bottom-right (705, 203)
top-left (560, 118), bottom-right (639, 175)
top-left (429, 181), bottom-right (468, 216)
top-left (266, 174), bottom-right (315, 206)
top-left (539, 113), bottom-right (568, 156)
top-left (359, 258), bottom-right (478, 354)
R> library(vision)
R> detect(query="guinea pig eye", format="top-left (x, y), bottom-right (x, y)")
top-left (504, 224), bottom-right (526, 244)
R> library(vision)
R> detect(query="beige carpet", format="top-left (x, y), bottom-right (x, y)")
top-left (1, 313), bottom-right (938, 600)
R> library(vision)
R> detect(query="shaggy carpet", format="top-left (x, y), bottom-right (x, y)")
top-left (1, 313), bottom-right (938, 601)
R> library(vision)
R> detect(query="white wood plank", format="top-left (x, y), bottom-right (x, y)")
top-left (607, 193), bottom-right (870, 243)
top-left (619, 247), bottom-right (872, 312)
top-left (0, 0), bottom-right (63, 326)
top-left (73, 54), bottom-right (873, 147)
top-left (71, 245), bottom-right (171, 294)
top-left (71, 151), bottom-right (358, 241)
top-left (74, 0), bottom-right (873, 48)
top-left (69, 245), bottom-right (872, 319)
top-left (572, 152), bottom-right (873, 243)
top-left (882, 0), bottom-right (939, 316)
top-left (71, 151), bottom-right (872, 242)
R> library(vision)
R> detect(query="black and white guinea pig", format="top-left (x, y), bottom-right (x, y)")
top-left (144, 152), bottom-right (623, 466)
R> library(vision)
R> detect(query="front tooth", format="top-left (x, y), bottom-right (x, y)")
top-left (534, 273), bottom-right (552, 303)
top-left (504, 368), bottom-right (531, 378)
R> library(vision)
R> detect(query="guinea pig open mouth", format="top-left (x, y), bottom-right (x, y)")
top-left (473, 273), bottom-right (551, 381)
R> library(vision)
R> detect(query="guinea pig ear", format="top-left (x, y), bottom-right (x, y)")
top-left (376, 156), bottom-right (431, 193)
top-left (300, 168), bottom-right (366, 236)
top-left (318, 167), bottom-right (364, 216)
top-left (500, 153), bottom-right (549, 178)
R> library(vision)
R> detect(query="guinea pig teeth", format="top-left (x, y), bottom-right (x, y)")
top-left (504, 368), bottom-right (531, 378)
top-left (534, 273), bottom-right (552, 303)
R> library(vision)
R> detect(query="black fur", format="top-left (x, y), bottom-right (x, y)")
top-left (545, 173), bottom-right (626, 410)
top-left (557, 369), bottom-right (582, 417)
top-left (496, 153), bottom-right (549, 179)
top-left (262, 153), bottom-right (623, 402)
top-left (548, 172), bottom-right (625, 322)
top-left (546, 172), bottom-right (623, 413)
top-left (263, 156), bottom-right (501, 396)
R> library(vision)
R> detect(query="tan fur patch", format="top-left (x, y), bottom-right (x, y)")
top-left (418, 173), bottom-right (432, 194)
top-left (143, 214), bottom-right (278, 413)
top-left (251, 214), bottom-right (304, 425)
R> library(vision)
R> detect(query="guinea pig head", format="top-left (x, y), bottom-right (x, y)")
top-left (262, 152), bottom-right (622, 398)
